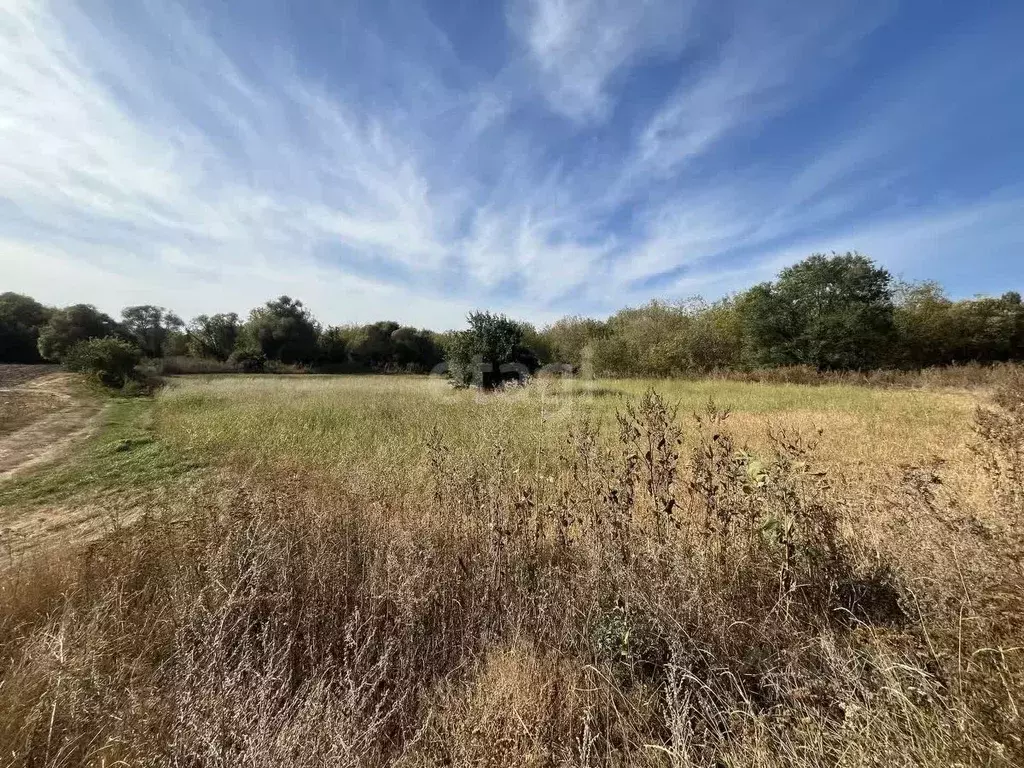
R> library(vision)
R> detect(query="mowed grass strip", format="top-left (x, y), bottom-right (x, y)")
top-left (0, 396), bottom-right (201, 508)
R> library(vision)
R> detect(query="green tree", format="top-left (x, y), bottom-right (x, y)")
top-left (241, 296), bottom-right (320, 364)
top-left (685, 297), bottom-right (745, 372)
top-left (518, 322), bottom-right (555, 365)
top-left (188, 313), bottom-right (241, 361)
top-left (391, 326), bottom-right (443, 371)
top-left (891, 281), bottom-right (957, 368)
top-left (444, 311), bottom-right (536, 388)
top-left (739, 253), bottom-right (895, 370)
top-left (347, 321), bottom-right (401, 369)
top-left (317, 326), bottom-right (350, 366)
top-left (0, 292), bottom-right (51, 363)
top-left (37, 304), bottom-right (121, 362)
top-left (120, 305), bottom-right (184, 358)
top-left (540, 316), bottom-right (608, 371)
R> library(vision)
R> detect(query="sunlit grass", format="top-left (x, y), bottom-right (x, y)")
top-left (153, 374), bottom-right (977, 501)
top-left (0, 372), bottom-right (1018, 766)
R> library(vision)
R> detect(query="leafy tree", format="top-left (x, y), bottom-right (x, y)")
top-left (347, 321), bottom-right (401, 369)
top-left (62, 337), bottom-right (141, 388)
top-left (739, 253), bottom-right (895, 370)
top-left (241, 296), bottom-right (320, 364)
top-left (391, 326), bottom-right (443, 371)
top-left (892, 283), bottom-right (1024, 367)
top-left (0, 292), bottom-right (51, 363)
top-left (445, 311), bottom-right (537, 388)
top-left (891, 281), bottom-right (958, 368)
top-left (317, 326), bottom-right (350, 365)
top-left (685, 297), bottom-right (745, 372)
top-left (163, 329), bottom-right (190, 358)
top-left (518, 323), bottom-right (554, 365)
top-left (37, 304), bottom-right (121, 362)
top-left (540, 316), bottom-right (608, 371)
top-left (188, 313), bottom-right (241, 361)
top-left (121, 305), bottom-right (184, 358)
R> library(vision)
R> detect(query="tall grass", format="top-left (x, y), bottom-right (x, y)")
top-left (0, 376), bottom-right (1020, 765)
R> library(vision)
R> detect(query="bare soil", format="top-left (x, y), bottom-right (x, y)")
top-left (0, 373), bottom-right (104, 479)
top-left (0, 364), bottom-right (60, 388)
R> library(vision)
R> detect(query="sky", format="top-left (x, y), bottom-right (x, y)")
top-left (1, 0), bottom-right (1022, 330)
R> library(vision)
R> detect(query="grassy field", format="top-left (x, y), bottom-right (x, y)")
top-left (152, 374), bottom-right (977, 494)
top-left (0, 372), bottom-right (1020, 766)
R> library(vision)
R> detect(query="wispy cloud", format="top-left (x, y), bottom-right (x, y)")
top-left (507, 0), bottom-right (694, 122)
top-left (635, 2), bottom-right (890, 176)
top-left (1, 0), bottom-right (1021, 327)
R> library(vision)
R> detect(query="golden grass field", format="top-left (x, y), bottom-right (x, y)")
top-left (155, 374), bottom-right (978, 490)
top-left (0, 371), bottom-right (1020, 766)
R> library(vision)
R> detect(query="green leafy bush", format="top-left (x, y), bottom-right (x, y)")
top-left (62, 337), bottom-right (142, 388)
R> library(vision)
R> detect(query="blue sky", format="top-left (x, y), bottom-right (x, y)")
top-left (1, 0), bottom-right (1022, 329)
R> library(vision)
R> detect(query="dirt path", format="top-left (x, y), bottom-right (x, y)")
top-left (0, 373), bottom-right (105, 480)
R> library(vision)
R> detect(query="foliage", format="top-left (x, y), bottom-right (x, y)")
top-left (738, 252), bottom-right (895, 370)
top-left (5, 251), bottom-right (1023, 377)
top-left (228, 347), bottom-right (267, 373)
top-left (894, 282), bottom-right (1024, 367)
top-left (241, 296), bottom-right (320, 364)
top-left (0, 292), bottom-right (51, 363)
top-left (517, 322), bottom-right (554, 365)
top-left (187, 313), bottom-right (241, 361)
top-left (120, 305), bottom-right (184, 358)
top-left (445, 311), bottom-right (538, 388)
top-left (317, 326), bottom-right (350, 365)
top-left (346, 321), bottom-right (400, 369)
top-left (540, 315), bottom-right (608, 371)
top-left (37, 304), bottom-right (122, 362)
top-left (62, 337), bottom-right (142, 388)
top-left (390, 326), bottom-right (443, 371)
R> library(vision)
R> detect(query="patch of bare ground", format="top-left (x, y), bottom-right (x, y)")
top-left (0, 373), bottom-right (104, 479)
top-left (0, 364), bottom-right (60, 388)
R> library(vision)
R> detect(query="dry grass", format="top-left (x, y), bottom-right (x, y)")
top-left (696, 361), bottom-right (1024, 391)
top-left (0, 373), bottom-right (1020, 766)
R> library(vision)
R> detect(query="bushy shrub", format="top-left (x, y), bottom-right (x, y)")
top-left (228, 347), bottom-right (267, 373)
top-left (444, 311), bottom-right (539, 389)
top-left (62, 337), bottom-right (142, 388)
top-left (37, 304), bottom-right (122, 362)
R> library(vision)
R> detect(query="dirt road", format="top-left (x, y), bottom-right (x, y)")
top-left (0, 372), bottom-right (105, 479)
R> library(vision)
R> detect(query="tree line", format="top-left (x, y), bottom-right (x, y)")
top-left (2, 253), bottom-right (1022, 377)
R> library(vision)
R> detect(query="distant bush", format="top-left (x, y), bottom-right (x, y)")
top-left (62, 337), bottom-right (142, 389)
top-left (228, 348), bottom-right (267, 374)
top-left (241, 296), bottom-right (320, 365)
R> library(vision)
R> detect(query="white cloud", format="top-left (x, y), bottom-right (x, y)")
top-left (509, 0), bottom-right (693, 121)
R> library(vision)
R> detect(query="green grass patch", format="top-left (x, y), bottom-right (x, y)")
top-left (0, 396), bottom-right (203, 508)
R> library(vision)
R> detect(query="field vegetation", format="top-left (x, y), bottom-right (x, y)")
top-left (0, 369), bottom-right (1021, 766)
top-left (1, 251), bottom-right (1022, 764)
top-left (3, 254), bottom-right (1024, 381)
